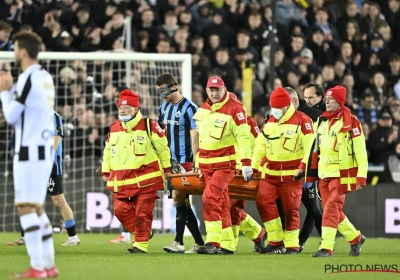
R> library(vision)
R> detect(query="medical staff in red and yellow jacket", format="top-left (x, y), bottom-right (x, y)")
top-left (102, 90), bottom-right (172, 254)
top-left (193, 77), bottom-right (252, 255)
top-left (305, 86), bottom-right (367, 258)
top-left (252, 87), bottom-right (314, 255)
top-left (231, 115), bottom-right (265, 252)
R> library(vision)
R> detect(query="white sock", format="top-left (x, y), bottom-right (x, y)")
top-left (38, 213), bottom-right (55, 270)
top-left (20, 213), bottom-right (44, 271)
top-left (122, 232), bottom-right (130, 240)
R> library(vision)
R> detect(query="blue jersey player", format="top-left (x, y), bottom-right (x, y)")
top-left (157, 73), bottom-right (205, 254)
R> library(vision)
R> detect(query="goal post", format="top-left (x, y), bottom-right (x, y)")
top-left (0, 51), bottom-right (192, 234)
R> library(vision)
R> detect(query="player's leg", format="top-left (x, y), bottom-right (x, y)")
top-left (47, 171), bottom-right (80, 246)
top-left (184, 196), bottom-right (205, 253)
top-left (37, 206), bottom-right (58, 278)
top-left (163, 189), bottom-right (186, 253)
top-left (12, 161), bottom-right (54, 278)
top-left (5, 227), bottom-right (26, 246)
top-left (51, 194), bottom-right (80, 246)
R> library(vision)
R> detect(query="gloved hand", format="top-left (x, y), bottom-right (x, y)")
top-left (303, 182), bottom-right (313, 189)
top-left (197, 168), bottom-right (203, 178)
top-left (171, 159), bottom-right (181, 174)
top-left (242, 166), bottom-right (253, 181)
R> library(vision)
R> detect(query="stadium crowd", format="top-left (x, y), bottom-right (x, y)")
top-left (0, 0), bottom-right (399, 178)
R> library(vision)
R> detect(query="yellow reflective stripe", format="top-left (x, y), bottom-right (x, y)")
top-left (198, 155), bottom-right (235, 164)
top-left (221, 226), bottom-right (236, 251)
top-left (338, 216), bottom-right (360, 242)
top-left (239, 214), bottom-right (263, 241)
top-left (283, 229), bottom-right (299, 248)
top-left (199, 138), bottom-right (236, 150)
top-left (264, 217), bottom-right (284, 243)
top-left (205, 221), bottom-right (222, 244)
top-left (262, 152), bottom-right (304, 162)
top-left (261, 167), bottom-right (297, 177)
top-left (133, 241), bottom-right (149, 252)
top-left (320, 226), bottom-right (337, 251)
top-left (107, 171), bottom-right (162, 188)
top-left (232, 225), bottom-right (240, 247)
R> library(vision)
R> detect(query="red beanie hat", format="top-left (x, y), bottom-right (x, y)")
top-left (270, 87), bottom-right (291, 108)
top-left (325, 86), bottom-right (346, 107)
top-left (118, 89), bottom-right (140, 108)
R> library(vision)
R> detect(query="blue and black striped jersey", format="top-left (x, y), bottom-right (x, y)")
top-left (53, 111), bottom-right (64, 175)
top-left (158, 97), bottom-right (198, 163)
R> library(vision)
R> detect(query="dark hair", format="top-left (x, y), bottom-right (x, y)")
top-left (116, 86), bottom-right (129, 93)
top-left (304, 82), bottom-right (324, 97)
top-left (13, 31), bottom-right (42, 60)
top-left (156, 73), bottom-right (177, 86)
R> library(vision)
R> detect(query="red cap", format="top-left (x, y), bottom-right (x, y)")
top-left (206, 77), bottom-right (225, 88)
top-left (325, 86), bottom-right (346, 107)
top-left (270, 87), bottom-right (291, 108)
top-left (118, 89), bottom-right (140, 108)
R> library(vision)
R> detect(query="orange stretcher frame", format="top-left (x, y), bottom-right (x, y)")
top-left (166, 173), bottom-right (260, 200)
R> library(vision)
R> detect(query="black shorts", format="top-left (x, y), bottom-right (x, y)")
top-left (47, 164), bottom-right (63, 196)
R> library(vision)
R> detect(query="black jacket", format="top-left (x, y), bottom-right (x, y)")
top-left (312, 99), bottom-right (326, 112)
top-left (298, 99), bottom-right (323, 122)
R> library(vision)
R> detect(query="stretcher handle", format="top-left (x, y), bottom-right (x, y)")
top-left (166, 173), bottom-right (260, 181)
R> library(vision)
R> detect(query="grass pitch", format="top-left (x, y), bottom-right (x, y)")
top-left (0, 233), bottom-right (399, 280)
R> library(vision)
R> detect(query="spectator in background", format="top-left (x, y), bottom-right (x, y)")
top-left (214, 48), bottom-right (239, 94)
top-left (364, 72), bottom-right (393, 111)
top-left (357, 92), bottom-right (377, 127)
top-left (388, 97), bottom-right (400, 126)
top-left (386, 0), bottom-right (400, 46)
top-left (337, 1), bottom-right (366, 39)
top-left (202, 9), bottom-right (235, 49)
top-left (159, 11), bottom-right (179, 40)
top-left (367, 109), bottom-right (399, 165)
top-left (364, 2), bottom-right (386, 36)
top-left (382, 141), bottom-right (400, 183)
top-left (69, 109), bottom-right (101, 158)
top-left (387, 53), bottom-right (400, 89)
top-left (0, 21), bottom-right (13, 51)
top-left (342, 73), bottom-right (359, 110)
top-left (297, 48), bottom-right (321, 84)
top-left (276, 0), bottom-right (308, 30)
top-left (308, 8), bottom-right (341, 53)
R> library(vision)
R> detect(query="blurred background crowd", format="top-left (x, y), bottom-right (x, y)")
top-left (0, 0), bottom-right (399, 182)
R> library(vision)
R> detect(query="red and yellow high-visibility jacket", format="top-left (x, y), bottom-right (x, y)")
top-left (252, 104), bottom-right (315, 183)
top-left (235, 115), bottom-right (260, 169)
top-left (102, 111), bottom-right (171, 198)
top-left (193, 92), bottom-right (252, 172)
top-left (305, 107), bottom-right (368, 193)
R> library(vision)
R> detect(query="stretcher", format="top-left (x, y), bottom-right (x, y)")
top-left (166, 173), bottom-right (260, 200)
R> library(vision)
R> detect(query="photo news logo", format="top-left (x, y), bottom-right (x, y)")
top-left (325, 264), bottom-right (400, 274)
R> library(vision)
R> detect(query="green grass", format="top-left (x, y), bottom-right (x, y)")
top-left (0, 233), bottom-right (399, 280)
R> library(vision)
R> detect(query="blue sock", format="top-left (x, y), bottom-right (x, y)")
top-left (64, 219), bottom-right (76, 237)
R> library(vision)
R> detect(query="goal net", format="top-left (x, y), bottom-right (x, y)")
top-left (0, 50), bottom-right (192, 234)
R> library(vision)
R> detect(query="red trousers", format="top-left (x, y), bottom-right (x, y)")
top-left (230, 199), bottom-right (247, 226)
top-left (113, 191), bottom-right (157, 242)
top-left (202, 169), bottom-right (236, 229)
top-left (318, 178), bottom-right (346, 228)
top-left (256, 180), bottom-right (302, 231)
